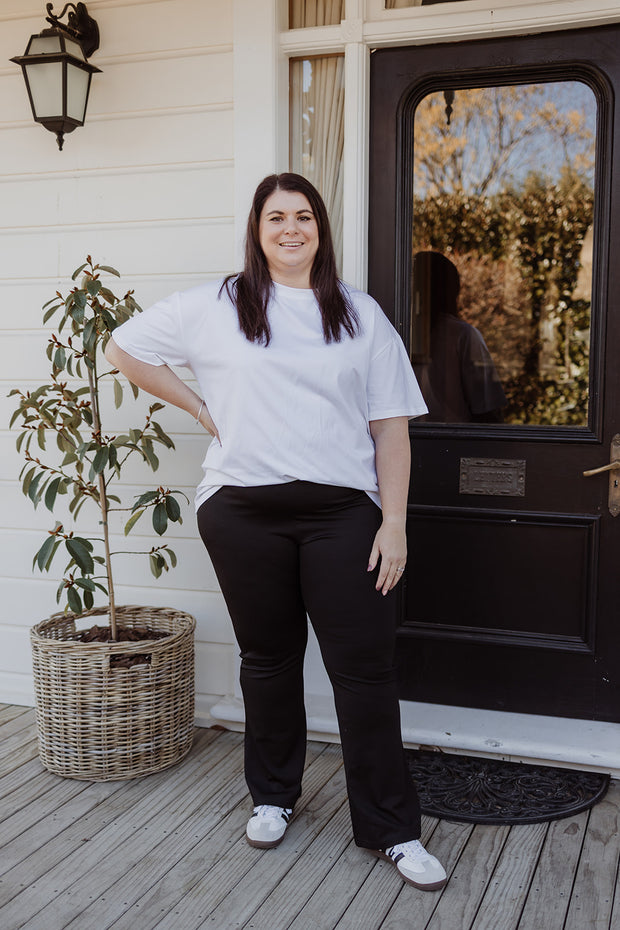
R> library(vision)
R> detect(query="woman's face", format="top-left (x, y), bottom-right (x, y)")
top-left (258, 189), bottom-right (319, 288)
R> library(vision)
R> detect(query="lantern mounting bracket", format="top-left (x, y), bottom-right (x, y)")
top-left (45, 2), bottom-right (99, 58)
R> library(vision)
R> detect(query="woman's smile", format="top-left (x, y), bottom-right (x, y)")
top-left (259, 189), bottom-right (319, 287)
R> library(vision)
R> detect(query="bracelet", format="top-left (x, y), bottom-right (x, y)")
top-left (195, 400), bottom-right (205, 424)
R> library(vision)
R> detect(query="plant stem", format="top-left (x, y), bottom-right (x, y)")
top-left (87, 361), bottom-right (117, 640)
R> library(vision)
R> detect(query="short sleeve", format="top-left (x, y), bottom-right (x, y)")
top-left (111, 292), bottom-right (189, 368)
top-left (367, 309), bottom-right (428, 420)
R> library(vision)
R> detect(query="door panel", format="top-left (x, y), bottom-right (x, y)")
top-left (369, 26), bottom-right (620, 721)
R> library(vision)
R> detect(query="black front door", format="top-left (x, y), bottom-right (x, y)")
top-left (369, 26), bottom-right (620, 722)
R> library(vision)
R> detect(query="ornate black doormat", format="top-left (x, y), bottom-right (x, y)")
top-left (405, 750), bottom-right (610, 825)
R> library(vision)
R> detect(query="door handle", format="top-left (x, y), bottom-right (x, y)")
top-left (583, 461), bottom-right (620, 477)
top-left (582, 434), bottom-right (620, 516)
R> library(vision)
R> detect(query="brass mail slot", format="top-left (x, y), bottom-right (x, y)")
top-left (460, 458), bottom-right (526, 497)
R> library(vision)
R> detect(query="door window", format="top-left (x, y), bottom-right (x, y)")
top-left (410, 81), bottom-right (597, 427)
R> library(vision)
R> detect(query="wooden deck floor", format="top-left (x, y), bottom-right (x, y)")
top-left (1, 703), bottom-right (619, 930)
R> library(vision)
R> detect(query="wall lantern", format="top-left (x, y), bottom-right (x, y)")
top-left (11, 3), bottom-right (101, 151)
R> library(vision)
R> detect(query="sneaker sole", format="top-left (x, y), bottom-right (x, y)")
top-left (246, 833), bottom-right (286, 849)
top-left (369, 849), bottom-right (448, 891)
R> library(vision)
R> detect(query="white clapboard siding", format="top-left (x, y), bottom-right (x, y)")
top-left (0, 0), bottom-right (238, 711)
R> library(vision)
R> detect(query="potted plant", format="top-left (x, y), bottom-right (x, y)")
top-left (10, 257), bottom-right (196, 780)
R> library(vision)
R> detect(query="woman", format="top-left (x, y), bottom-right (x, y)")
top-left (105, 173), bottom-right (447, 892)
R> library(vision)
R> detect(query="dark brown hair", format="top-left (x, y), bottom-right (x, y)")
top-left (221, 173), bottom-right (358, 345)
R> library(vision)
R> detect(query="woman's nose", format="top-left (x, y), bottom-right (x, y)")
top-left (283, 215), bottom-right (299, 234)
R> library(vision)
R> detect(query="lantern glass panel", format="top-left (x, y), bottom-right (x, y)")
top-left (28, 35), bottom-right (62, 54)
top-left (25, 61), bottom-right (63, 118)
top-left (67, 63), bottom-right (90, 122)
top-left (63, 38), bottom-right (86, 61)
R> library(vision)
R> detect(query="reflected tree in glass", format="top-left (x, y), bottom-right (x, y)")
top-left (411, 82), bottom-right (596, 427)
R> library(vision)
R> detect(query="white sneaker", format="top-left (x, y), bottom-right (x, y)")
top-left (374, 839), bottom-right (447, 891)
top-left (246, 805), bottom-right (293, 849)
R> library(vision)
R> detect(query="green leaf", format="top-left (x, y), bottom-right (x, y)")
top-left (113, 378), bottom-right (123, 409)
top-left (43, 303), bottom-right (62, 324)
top-left (142, 438), bottom-right (159, 471)
top-left (86, 278), bottom-right (102, 296)
top-left (132, 490), bottom-right (158, 510)
top-left (99, 287), bottom-right (117, 304)
top-left (27, 471), bottom-right (46, 505)
top-left (75, 577), bottom-right (96, 591)
top-left (151, 421), bottom-right (175, 449)
top-left (35, 534), bottom-right (60, 572)
top-left (99, 307), bottom-right (116, 332)
top-left (44, 476), bottom-right (63, 512)
top-left (71, 262), bottom-right (89, 281)
top-left (21, 466), bottom-right (37, 497)
top-left (152, 502), bottom-right (168, 536)
top-left (65, 538), bottom-right (95, 574)
top-left (73, 290), bottom-right (87, 310)
top-left (167, 547), bottom-right (177, 568)
top-left (92, 446), bottom-right (109, 474)
top-left (149, 553), bottom-right (163, 579)
top-left (165, 495), bottom-right (181, 522)
top-left (67, 585), bottom-right (82, 614)
top-left (97, 265), bottom-right (120, 277)
top-left (83, 318), bottom-right (97, 355)
top-left (124, 508), bottom-right (145, 535)
top-left (53, 346), bottom-right (66, 371)
top-left (83, 588), bottom-right (94, 610)
top-left (129, 381), bottom-right (139, 400)
top-left (71, 305), bottom-right (86, 328)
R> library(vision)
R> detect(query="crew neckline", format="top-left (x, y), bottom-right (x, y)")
top-left (272, 280), bottom-right (315, 299)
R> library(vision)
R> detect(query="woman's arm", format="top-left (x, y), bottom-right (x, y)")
top-left (367, 416), bottom-right (410, 595)
top-left (104, 337), bottom-right (219, 439)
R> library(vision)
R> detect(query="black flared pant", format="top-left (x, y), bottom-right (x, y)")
top-left (197, 481), bottom-right (421, 849)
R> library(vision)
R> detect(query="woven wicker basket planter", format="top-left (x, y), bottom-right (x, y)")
top-left (30, 605), bottom-right (196, 781)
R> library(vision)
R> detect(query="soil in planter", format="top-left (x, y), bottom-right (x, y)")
top-left (76, 624), bottom-right (169, 669)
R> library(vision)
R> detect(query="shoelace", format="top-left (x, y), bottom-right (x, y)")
top-left (252, 805), bottom-right (292, 821)
top-left (386, 840), bottom-right (432, 861)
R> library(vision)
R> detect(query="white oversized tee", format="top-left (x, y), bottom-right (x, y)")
top-left (112, 279), bottom-right (427, 509)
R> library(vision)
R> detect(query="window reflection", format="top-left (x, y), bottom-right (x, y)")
top-left (411, 81), bottom-right (596, 427)
top-left (412, 252), bottom-right (507, 423)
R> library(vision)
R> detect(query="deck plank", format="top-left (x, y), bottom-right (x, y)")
top-left (286, 838), bottom-right (379, 930)
top-left (0, 727), bottom-right (221, 924)
top-left (103, 740), bottom-right (340, 930)
top-left (423, 822), bottom-right (511, 930)
top-left (30, 731), bottom-right (249, 930)
top-left (516, 810), bottom-right (590, 930)
top-left (0, 707), bottom-right (618, 930)
top-left (0, 704), bottom-right (32, 726)
top-left (0, 757), bottom-right (51, 802)
top-left (462, 821), bottom-right (549, 930)
top-left (154, 746), bottom-right (347, 930)
top-left (564, 782), bottom-right (620, 930)
top-left (0, 709), bottom-right (39, 776)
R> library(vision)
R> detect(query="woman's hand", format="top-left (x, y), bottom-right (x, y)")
top-left (197, 401), bottom-right (220, 443)
top-left (368, 416), bottom-right (411, 596)
top-left (367, 518), bottom-right (407, 596)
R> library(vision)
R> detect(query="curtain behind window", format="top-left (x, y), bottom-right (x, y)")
top-left (289, 1), bottom-right (343, 28)
top-left (290, 56), bottom-right (345, 272)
